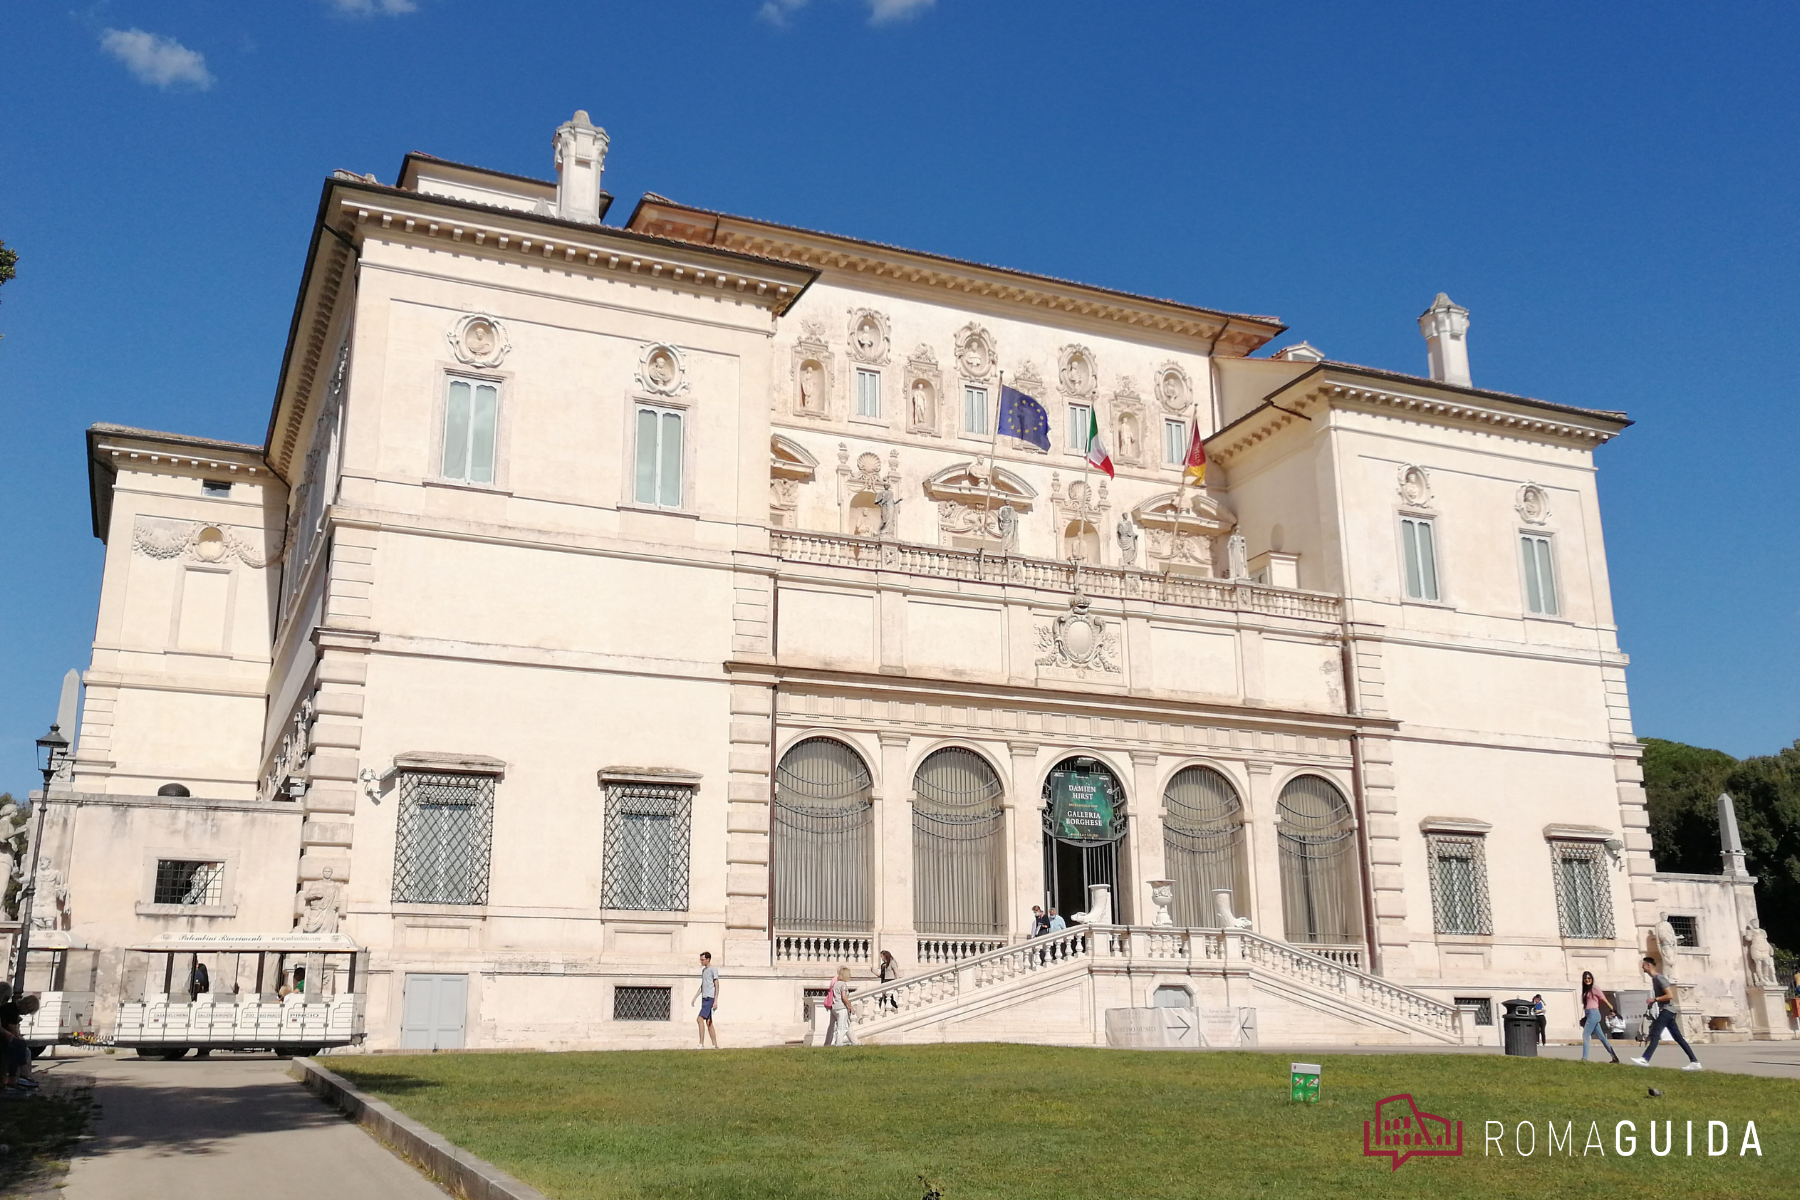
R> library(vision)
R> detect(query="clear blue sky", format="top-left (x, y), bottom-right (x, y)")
top-left (1, 1), bottom-right (1795, 799)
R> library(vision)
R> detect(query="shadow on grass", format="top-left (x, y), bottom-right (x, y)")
top-left (328, 1071), bottom-right (440, 1096)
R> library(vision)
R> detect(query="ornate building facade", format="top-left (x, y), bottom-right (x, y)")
top-left (35, 111), bottom-right (1787, 1050)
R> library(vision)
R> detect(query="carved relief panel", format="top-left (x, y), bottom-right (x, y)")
top-left (837, 444), bottom-right (901, 537)
top-left (1131, 491), bottom-right (1236, 577)
top-left (1050, 472), bottom-right (1111, 563)
top-left (791, 320), bottom-right (834, 420)
top-left (923, 461), bottom-right (1036, 550)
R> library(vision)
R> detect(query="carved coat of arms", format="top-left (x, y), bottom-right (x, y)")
top-left (1035, 594), bottom-right (1121, 674)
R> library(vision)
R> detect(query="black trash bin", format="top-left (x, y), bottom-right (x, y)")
top-left (1501, 998), bottom-right (1539, 1057)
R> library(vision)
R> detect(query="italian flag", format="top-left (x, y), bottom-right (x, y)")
top-left (1085, 407), bottom-right (1114, 478)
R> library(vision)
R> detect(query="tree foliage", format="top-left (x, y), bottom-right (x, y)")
top-left (0, 239), bottom-right (16, 297)
top-left (1641, 736), bottom-right (1800, 955)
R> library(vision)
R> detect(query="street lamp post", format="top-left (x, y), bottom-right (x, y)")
top-left (9, 723), bottom-right (71, 993)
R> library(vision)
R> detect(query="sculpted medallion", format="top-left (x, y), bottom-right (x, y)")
top-left (953, 323), bottom-right (997, 381)
top-left (847, 309), bottom-right (890, 365)
top-left (1155, 363), bottom-right (1191, 414)
top-left (1058, 345), bottom-right (1097, 398)
top-left (448, 313), bottom-right (512, 369)
top-left (636, 342), bottom-right (689, 396)
top-left (1516, 483), bottom-right (1550, 525)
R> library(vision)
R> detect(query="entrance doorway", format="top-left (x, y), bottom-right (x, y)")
top-left (1041, 756), bottom-right (1129, 923)
top-left (399, 973), bottom-right (467, 1050)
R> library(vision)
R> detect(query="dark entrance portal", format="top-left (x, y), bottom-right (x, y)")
top-left (1041, 756), bottom-right (1129, 923)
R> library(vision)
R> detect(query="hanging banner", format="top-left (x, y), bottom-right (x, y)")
top-left (1049, 768), bottom-right (1118, 842)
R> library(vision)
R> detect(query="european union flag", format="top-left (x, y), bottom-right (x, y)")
top-left (996, 385), bottom-right (1051, 450)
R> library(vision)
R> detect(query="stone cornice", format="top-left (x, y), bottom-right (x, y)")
top-left (86, 426), bottom-right (272, 542)
top-left (1210, 369), bottom-right (1631, 466)
top-left (264, 179), bottom-right (820, 482)
top-left (628, 198), bottom-right (1285, 356)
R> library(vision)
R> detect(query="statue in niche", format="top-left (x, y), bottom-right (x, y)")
top-left (1060, 352), bottom-right (1092, 395)
top-left (799, 360), bottom-right (824, 413)
top-left (300, 866), bottom-right (346, 935)
top-left (959, 339), bottom-right (990, 378)
top-left (1119, 413), bottom-right (1139, 461)
top-left (1116, 514), bottom-right (1139, 566)
top-left (874, 483), bottom-right (902, 538)
top-left (1227, 532), bottom-right (1250, 580)
top-left (994, 504), bottom-right (1018, 553)
top-left (646, 348), bottom-right (677, 391)
top-left (1745, 920), bottom-right (1778, 988)
top-left (852, 315), bottom-right (882, 359)
top-left (911, 379), bottom-right (935, 428)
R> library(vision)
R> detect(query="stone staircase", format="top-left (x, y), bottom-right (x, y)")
top-left (844, 926), bottom-right (1468, 1048)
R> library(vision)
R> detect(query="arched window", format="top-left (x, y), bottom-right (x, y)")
top-left (912, 748), bottom-right (1006, 937)
top-left (1276, 775), bottom-right (1362, 945)
top-left (773, 738), bottom-right (873, 933)
top-left (1162, 765), bottom-right (1248, 927)
top-left (1041, 756), bottom-right (1129, 923)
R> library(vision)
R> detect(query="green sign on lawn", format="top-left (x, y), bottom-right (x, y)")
top-left (1049, 768), bottom-right (1117, 842)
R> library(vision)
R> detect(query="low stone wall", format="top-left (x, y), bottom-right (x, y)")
top-left (289, 1057), bottom-right (548, 1200)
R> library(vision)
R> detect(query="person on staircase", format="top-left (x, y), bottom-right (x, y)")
top-left (824, 966), bottom-right (855, 1046)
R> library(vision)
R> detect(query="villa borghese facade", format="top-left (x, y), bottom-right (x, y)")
top-left (43, 111), bottom-right (1696, 1051)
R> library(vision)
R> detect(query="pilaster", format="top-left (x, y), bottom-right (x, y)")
top-left (875, 731), bottom-right (917, 967)
top-left (723, 677), bottom-right (775, 969)
top-left (1007, 741), bottom-right (1044, 931)
top-left (1242, 761), bottom-right (1281, 934)
top-left (1358, 734), bottom-right (1411, 977)
top-left (1127, 749), bottom-right (1163, 924)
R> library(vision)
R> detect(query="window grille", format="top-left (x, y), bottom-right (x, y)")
top-left (634, 405), bottom-right (683, 507)
top-left (442, 378), bottom-right (499, 484)
top-left (855, 369), bottom-right (881, 418)
top-left (1520, 534), bottom-right (1558, 615)
top-left (1068, 404), bottom-right (1092, 453)
top-left (613, 986), bottom-right (672, 1021)
top-left (802, 986), bottom-right (830, 1021)
top-left (1455, 997), bottom-right (1494, 1026)
top-left (912, 748), bottom-right (1006, 937)
top-left (153, 860), bottom-right (223, 906)
top-left (392, 772), bottom-right (495, 905)
top-left (1667, 914), bottom-right (1700, 947)
top-left (1550, 842), bottom-right (1614, 939)
top-left (601, 781), bottom-right (693, 911)
top-left (773, 738), bottom-right (874, 933)
top-left (1162, 765), bottom-right (1248, 927)
top-left (1400, 516), bottom-right (1440, 601)
top-left (963, 386), bottom-right (988, 434)
top-left (1426, 833), bottom-right (1491, 936)
top-left (1163, 419), bottom-right (1186, 464)
top-left (1276, 775), bottom-right (1363, 945)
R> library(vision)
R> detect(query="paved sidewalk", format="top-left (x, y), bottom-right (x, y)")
top-left (40, 1053), bottom-right (444, 1200)
top-left (1250, 1039), bottom-right (1800, 1080)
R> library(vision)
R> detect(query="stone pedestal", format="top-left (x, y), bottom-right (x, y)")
top-left (1748, 986), bottom-right (1797, 1040)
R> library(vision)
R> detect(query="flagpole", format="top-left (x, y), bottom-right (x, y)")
top-left (1072, 403), bottom-right (1093, 589)
top-left (979, 371), bottom-right (1005, 555)
top-left (1171, 401), bottom-right (1198, 567)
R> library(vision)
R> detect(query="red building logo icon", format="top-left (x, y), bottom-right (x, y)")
top-left (1363, 1093), bottom-right (1463, 1170)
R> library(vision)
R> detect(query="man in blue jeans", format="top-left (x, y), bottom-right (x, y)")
top-left (1630, 956), bottom-right (1702, 1071)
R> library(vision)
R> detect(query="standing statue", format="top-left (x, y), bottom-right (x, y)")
top-left (910, 380), bottom-right (933, 428)
top-left (31, 866), bottom-right (69, 931)
top-left (1649, 918), bottom-right (1681, 983)
top-left (300, 866), bottom-right (346, 935)
top-left (1745, 920), bottom-right (1778, 988)
top-left (874, 483), bottom-right (902, 538)
top-left (1226, 531), bottom-right (1250, 580)
top-left (1213, 888), bottom-right (1253, 930)
top-left (993, 503), bottom-right (1018, 553)
top-left (1115, 514), bottom-right (1139, 566)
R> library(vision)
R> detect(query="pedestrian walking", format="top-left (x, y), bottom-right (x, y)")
top-left (1630, 956), bottom-right (1702, 1070)
top-left (1028, 905), bottom-right (1049, 938)
top-left (1047, 908), bottom-right (1067, 933)
top-left (1578, 971), bottom-right (1621, 1063)
top-left (691, 951), bottom-right (721, 1048)
top-left (877, 950), bottom-right (899, 1013)
top-left (2, 989), bottom-right (39, 1093)
top-left (824, 966), bottom-right (855, 1046)
top-left (1530, 994), bottom-right (1546, 1046)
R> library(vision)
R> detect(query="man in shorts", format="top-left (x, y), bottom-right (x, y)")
top-left (692, 952), bottom-right (721, 1049)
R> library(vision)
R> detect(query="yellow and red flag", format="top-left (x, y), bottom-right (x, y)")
top-left (1183, 419), bottom-right (1207, 485)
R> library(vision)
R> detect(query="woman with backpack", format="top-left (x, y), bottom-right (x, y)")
top-left (1578, 971), bottom-right (1621, 1063)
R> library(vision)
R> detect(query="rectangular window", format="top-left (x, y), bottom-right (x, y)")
top-left (633, 405), bottom-right (684, 508)
top-left (153, 860), bottom-right (223, 906)
top-left (1068, 404), bottom-right (1092, 453)
top-left (602, 781), bottom-right (694, 911)
top-left (1520, 533), bottom-right (1558, 615)
top-left (1400, 516), bottom-right (1440, 601)
top-left (855, 369), bottom-right (881, 418)
top-left (963, 385), bottom-right (988, 434)
top-left (1551, 842), bottom-right (1614, 939)
top-left (1426, 834), bottom-right (1491, 935)
top-left (441, 378), bottom-right (499, 484)
top-left (613, 986), bottom-right (672, 1021)
top-left (202, 480), bottom-right (231, 497)
top-left (1454, 997), bottom-right (1494, 1026)
top-left (1163, 419), bottom-right (1186, 464)
top-left (1667, 914), bottom-right (1700, 947)
top-left (392, 772), bottom-right (496, 905)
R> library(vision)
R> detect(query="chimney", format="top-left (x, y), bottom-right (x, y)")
top-left (553, 110), bottom-right (609, 224)
top-left (1417, 293), bottom-right (1471, 387)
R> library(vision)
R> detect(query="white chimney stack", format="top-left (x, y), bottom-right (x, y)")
top-left (1418, 292), bottom-right (1471, 387)
top-left (553, 110), bottom-right (609, 225)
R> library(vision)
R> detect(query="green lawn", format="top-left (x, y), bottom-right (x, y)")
top-left (329, 1046), bottom-right (1796, 1200)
